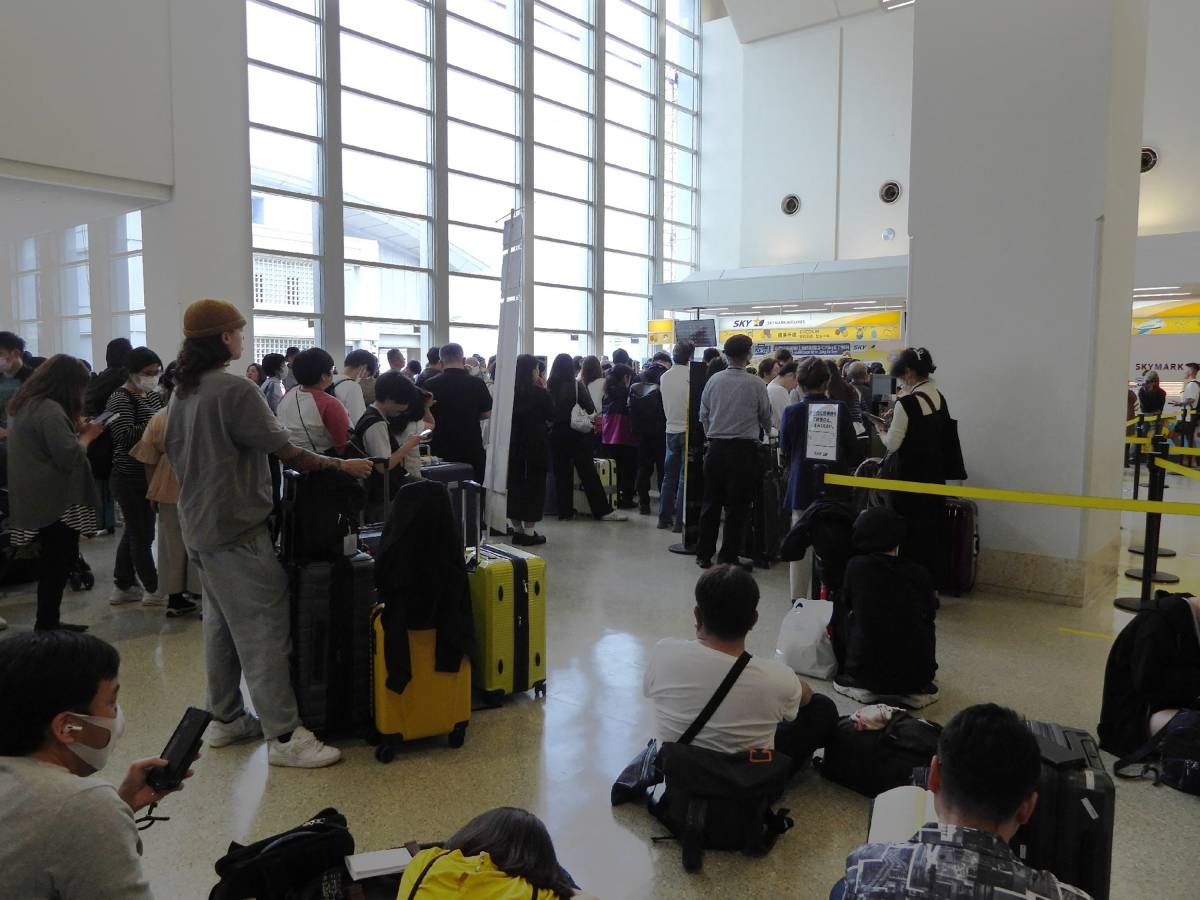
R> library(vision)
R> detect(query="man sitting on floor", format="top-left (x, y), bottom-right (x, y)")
top-left (834, 704), bottom-right (1092, 900)
top-left (644, 565), bottom-right (839, 773)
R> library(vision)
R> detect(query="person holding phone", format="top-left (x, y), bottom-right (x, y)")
top-left (5, 355), bottom-right (108, 631)
top-left (0, 630), bottom-right (194, 900)
top-left (350, 372), bottom-right (431, 520)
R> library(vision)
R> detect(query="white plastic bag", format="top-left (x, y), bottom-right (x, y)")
top-left (775, 598), bottom-right (837, 679)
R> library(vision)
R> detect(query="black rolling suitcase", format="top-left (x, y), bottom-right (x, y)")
top-left (290, 553), bottom-right (376, 736)
top-left (1013, 721), bottom-right (1115, 900)
top-left (939, 497), bottom-right (978, 596)
top-left (421, 461), bottom-right (478, 547)
top-left (743, 444), bottom-right (788, 567)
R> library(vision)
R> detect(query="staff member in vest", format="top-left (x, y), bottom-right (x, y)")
top-left (165, 299), bottom-right (372, 769)
top-left (877, 347), bottom-right (947, 581)
top-left (426, 343), bottom-right (492, 482)
top-left (779, 357), bottom-right (862, 600)
top-left (695, 334), bottom-right (773, 570)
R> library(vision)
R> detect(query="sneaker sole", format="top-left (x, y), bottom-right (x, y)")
top-left (267, 752), bottom-right (342, 769)
top-left (832, 682), bottom-right (881, 704)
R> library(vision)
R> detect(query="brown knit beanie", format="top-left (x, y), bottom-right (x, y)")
top-left (183, 299), bottom-right (247, 338)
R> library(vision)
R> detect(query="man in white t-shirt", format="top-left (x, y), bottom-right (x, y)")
top-left (767, 361), bottom-right (798, 434)
top-left (644, 565), bottom-right (839, 771)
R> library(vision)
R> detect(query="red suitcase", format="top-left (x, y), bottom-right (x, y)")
top-left (939, 498), bottom-right (978, 596)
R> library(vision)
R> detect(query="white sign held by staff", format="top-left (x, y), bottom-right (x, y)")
top-left (805, 404), bottom-right (839, 461)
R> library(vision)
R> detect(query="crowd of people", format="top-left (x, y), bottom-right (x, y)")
top-left (1, 309), bottom-right (1197, 900)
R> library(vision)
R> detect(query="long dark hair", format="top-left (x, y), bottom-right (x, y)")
top-left (7, 354), bottom-right (89, 423)
top-left (547, 353), bottom-right (576, 393)
top-left (175, 335), bottom-right (232, 397)
top-left (825, 359), bottom-right (858, 406)
top-left (579, 355), bottom-right (603, 385)
top-left (445, 807), bottom-right (575, 899)
top-left (514, 354), bottom-right (542, 399)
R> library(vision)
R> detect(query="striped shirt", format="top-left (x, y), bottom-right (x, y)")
top-left (104, 387), bottom-right (165, 479)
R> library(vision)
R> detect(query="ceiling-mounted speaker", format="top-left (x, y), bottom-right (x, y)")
top-left (781, 194), bottom-right (801, 216)
top-left (879, 181), bottom-right (902, 204)
top-left (1141, 147), bottom-right (1159, 173)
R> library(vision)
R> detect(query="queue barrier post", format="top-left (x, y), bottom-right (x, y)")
top-left (1116, 436), bottom-right (1173, 612)
top-left (1129, 413), bottom-right (1177, 558)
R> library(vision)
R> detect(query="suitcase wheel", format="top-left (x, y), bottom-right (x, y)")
top-left (534, 680), bottom-right (547, 699)
top-left (375, 743), bottom-right (397, 764)
top-left (80, 571), bottom-right (95, 590)
top-left (448, 722), bottom-right (467, 749)
top-left (681, 839), bottom-right (703, 873)
top-left (365, 728), bottom-right (381, 747)
top-left (481, 689), bottom-right (505, 709)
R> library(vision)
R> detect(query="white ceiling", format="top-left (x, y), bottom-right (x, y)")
top-left (0, 177), bottom-right (155, 245)
top-left (722, 0), bottom-right (881, 43)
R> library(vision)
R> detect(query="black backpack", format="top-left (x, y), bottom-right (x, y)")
top-left (628, 382), bottom-right (665, 438)
top-left (1115, 708), bottom-right (1200, 795)
top-left (209, 808), bottom-right (355, 900)
top-left (279, 468), bottom-right (367, 563)
top-left (817, 711), bottom-right (943, 797)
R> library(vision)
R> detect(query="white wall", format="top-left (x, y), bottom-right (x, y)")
top-left (697, 17), bottom-right (744, 271)
top-left (0, 0), bottom-right (173, 189)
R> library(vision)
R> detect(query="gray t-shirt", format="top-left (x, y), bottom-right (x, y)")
top-left (165, 369), bottom-right (291, 552)
top-left (699, 368), bottom-right (773, 441)
top-left (0, 756), bottom-right (153, 900)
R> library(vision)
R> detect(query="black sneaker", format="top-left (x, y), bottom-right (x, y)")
top-left (166, 597), bottom-right (200, 618)
top-left (696, 557), bottom-right (713, 569)
top-left (639, 505), bottom-right (652, 515)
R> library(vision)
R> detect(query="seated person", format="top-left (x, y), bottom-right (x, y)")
top-left (644, 565), bottom-right (839, 772)
top-left (834, 704), bottom-right (1092, 900)
top-left (399, 807), bottom-right (578, 899)
top-left (1098, 591), bottom-right (1200, 757)
top-left (276, 347), bottom-right (351, 455)
top-left (0, 631), bottom-right (191, 899)
top-left (832, 507), bottom-right (939, 709)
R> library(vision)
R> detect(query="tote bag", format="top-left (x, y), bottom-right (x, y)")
top-left (775, 598), bottom-right (837, 679)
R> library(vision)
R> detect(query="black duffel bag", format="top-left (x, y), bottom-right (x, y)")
top-left (817, 711), bottom-right (942, 797)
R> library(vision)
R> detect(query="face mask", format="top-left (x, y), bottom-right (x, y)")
top-left (136, 375), bottom-right (159, 394)
top-left (65, 704), bottom-right (125, 772)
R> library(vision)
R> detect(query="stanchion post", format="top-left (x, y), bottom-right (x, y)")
top-left (1131, 414), bottom-right (1145, 501)
top-left (1117, 435), bottom-right (1173, 612)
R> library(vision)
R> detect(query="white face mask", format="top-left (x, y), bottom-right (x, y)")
top-left (65, 704), bottom-right (125, 772)
top-left (135, 375), bottom-right (159, 394)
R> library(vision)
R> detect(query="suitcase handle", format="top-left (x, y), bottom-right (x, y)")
top-left (463, 480), bottom-right (484, 566)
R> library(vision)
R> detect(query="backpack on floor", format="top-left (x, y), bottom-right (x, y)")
top-left (1114, 708), bottom-right (1200, 795)
top-left (817, 711), bottom-right (942, 797)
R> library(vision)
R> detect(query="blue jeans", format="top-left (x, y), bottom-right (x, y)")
top-left (659, 432), bottom-right (686, 527)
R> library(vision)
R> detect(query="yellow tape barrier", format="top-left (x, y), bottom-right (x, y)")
top-left (1125, 413), bottom-right (1178, 427)
top-left (823, 473), bottom-right (1200, 517)
top-left (1154, 457), bottom-right (1200, 480)
top-left (1122, 439), bottom-right (1200, 456)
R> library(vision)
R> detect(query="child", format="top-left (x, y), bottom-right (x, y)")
top-left (832, 507), bottom-right (939, 708)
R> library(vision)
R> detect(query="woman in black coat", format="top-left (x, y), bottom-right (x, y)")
top-left (1138, 370), bottom-right (1167, 417)
top-left (507, 354), bottom-right (554, 546)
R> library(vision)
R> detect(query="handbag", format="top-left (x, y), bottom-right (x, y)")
top-left (775, 598), bottom-right (837, 679)
top-left (1114, 708), bottom-right (1200, 795)
top-left (818, 711), bottom-right (942, 797)
top-left (600, 412), bottom-right (635, 445)
top-left (570, 402), bottom-right (594, 434)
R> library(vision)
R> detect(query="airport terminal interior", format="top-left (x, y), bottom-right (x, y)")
top-left (3, 0), bottom-right (1200, 898)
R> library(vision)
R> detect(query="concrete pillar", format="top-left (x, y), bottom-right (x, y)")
top-left (142, 0), bottom-right (253, 359)
top-left (907, 0), bottom-right (1148, 605)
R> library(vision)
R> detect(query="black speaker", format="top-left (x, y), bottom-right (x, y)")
top-left (1141, 147), bottom-right (1158, 173)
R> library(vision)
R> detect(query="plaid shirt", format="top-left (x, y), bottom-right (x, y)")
top-left (843, 823), bottom-right (1093, 900)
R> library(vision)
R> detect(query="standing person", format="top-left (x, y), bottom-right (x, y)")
top-left (767, 361), bottom-right (798, 433)
top-left (629, 359), bottom-right (667, 516)
top-left (846, 361), bottom-right (872, 412)
top-left (779, 357), bottom-right (861, 600)
top-left (876, 347), bottom-right (950, 581)
top-left (6, 356), bottom-right (107, 631)
top-left (416, 347), bottom-right (443, 387)
top-left (695, 335), bottom-right (772, 570)
top-left (1138, 370), bottom-right (1166, 417)
top-left (259, 353), bottom-right (287, 414)
top-left (328, 350), bottom-right (369, 423)
top-left (281, 347), bottom-right (300, 391)
top-left (277, 348), bottom-right (352, 456)
top-left (825, 359), bottom-right (864, 430)
top-left (245, 363), bottom-right (263, 386)
top-left (658, 341), bottom-right (693, 533)
top-left (507, 354), bottom-right (554, 546)
top-left (601, 365), bottom-right (639, 510)
top-left (386, 348), bottom-right (406, 374)
top-left (406, 359), bottom-right (422, 380)
top-left (546, 353), bottom-right (625, 522)
top-left (0, 331), bottom-right (33, 433)
top-left (758, 357), bottom-right (780, 385)
top-left (343, 348), bottom-right (379, 406)
top-left (165, 299), bottom-right (372, 768)
top-left (130, 371), bottom-right (200, 619)
top-left (351, 371), bottom-right (429, 519)
top-left (104, 348), bottom-right (165, 608)
top-left (580, 355), bottom-right (606, 418)
top-left (84, 338), bottom-right (133, 417)
top-left (425, 343), bottom-right (493, 482)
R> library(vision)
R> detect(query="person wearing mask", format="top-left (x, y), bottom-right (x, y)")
top-left (547, 353), bottom-right (626, 523)
top-left (1138, 370), bottom-right (1166, 417)
top-left (758, 357), bottom-right (780, 385)
top-left (350, 371), bottom-right (429, 521)
top-left (580, 355), bottom-right (606, 419)
top-left (425, 343), bottom-right (493, 482)
top-left (343, 348), bottom-right (379, 406)
top-left (644, 566), bottom-right (839, 773)
top-left (386, 347), bottom-right (406, 374)
top-left (327, 351), bottom-right (368, 423)
top-left (601, 364), bottom-right (639, 510)
top-left (630, 356), bottom-right (668, 516)
top-left (695, 335), bottom-right (772, 570)
top-left (281, 346), bottom-right (300, 391)
top-left (259, 353), bottom-right (287, 414)
top-left (876, 347), bottom-right (949, 581)
top-left (779, 357), bottom-right (862, 600)
top-left (416, 346), bottom-right (443, 387)
top-left (6, 356), bottom-right (107, 631)
top-left (277, 348), bottom-right (353, 456)
top-left (130, 390), bottom-right (200, 620)
top-left (104, 347), bottom-right (166, 608)
top-left (165, 299), bottom-right (372, 768)
top-left (508, 354), bottom-right (554, 546)
top-left (658, 341), bottom-right (694, 533)
top-left (245, 363), bottom-right (263, 386)
top-left (399, 808), bottom-right (579, 899)
top-left (834, 705), bottom-right (1092, 900)
top-left (0, 630), bottom-right (195, 900)
top-left (767, 361), bottom-right (799, 433)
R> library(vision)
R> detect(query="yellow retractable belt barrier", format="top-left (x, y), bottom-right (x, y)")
top-left (1125, 413), bottom-right (1178, 427)
top-left (822, 473), bottom-right (1200, 518)
top-left (1154, 457), bottom-right (1200, 480)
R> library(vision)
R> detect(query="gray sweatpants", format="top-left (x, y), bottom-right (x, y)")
top-left (190, 528), bottom-right (300, 740)
top-left (157, 503), bottom-right (201, 596)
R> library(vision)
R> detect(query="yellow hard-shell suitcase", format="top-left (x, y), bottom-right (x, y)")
top-left (369, 607), bottom-right (471, 763)
top-left (467, 543), bottom-right (548, 706)
top-left (574, 457), bottom-right (616, 510)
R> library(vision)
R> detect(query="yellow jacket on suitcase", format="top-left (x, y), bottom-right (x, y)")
top-left (397, 848), bottom-right (561, 899)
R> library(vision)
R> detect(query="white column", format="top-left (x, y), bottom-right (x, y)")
top-left (142, 0), bottom-right (253, 359)
top-left (907, 0), bottom-right (1148, 605)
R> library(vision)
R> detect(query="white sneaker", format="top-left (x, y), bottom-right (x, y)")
top-left (109, 586), bottom-right (143, 606)
top-left (268, 726), bottom-right (342, 769)
top-left (141, 591), bottom-right (168, 608)
top-left (599, 512), bottom-right (629, 522)
top-left (206, 712), bottom-right (264, 748)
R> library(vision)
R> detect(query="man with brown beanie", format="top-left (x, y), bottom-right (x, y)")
top-left (165, 299), bottom-right (373, 769)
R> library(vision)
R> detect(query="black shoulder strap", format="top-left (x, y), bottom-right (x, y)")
top-left (406, 850), bottom-right (453, 900)
top-left (678, 651), bottom-right (752, 746)
top-left (1113, 712), bottom-right (1180, 780)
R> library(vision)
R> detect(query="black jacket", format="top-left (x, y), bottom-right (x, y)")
top-left (375, 479), bottom-right (475, 693)
top-left (509, 387), bottom-right (553, 473)
top-left (1099, 592), bottom-right (1200, 757)
top-left (85, 366), bottom-right (127, 417)
top-left (839, 552), bottom-right (939, 694)
top-left (780, 497), bottom-right (857, 589)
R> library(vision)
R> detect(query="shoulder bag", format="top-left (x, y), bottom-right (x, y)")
top-left (1114, 708), bottom-right (1200, 795)
top-left (568, 383), bottom-right (595, 434)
